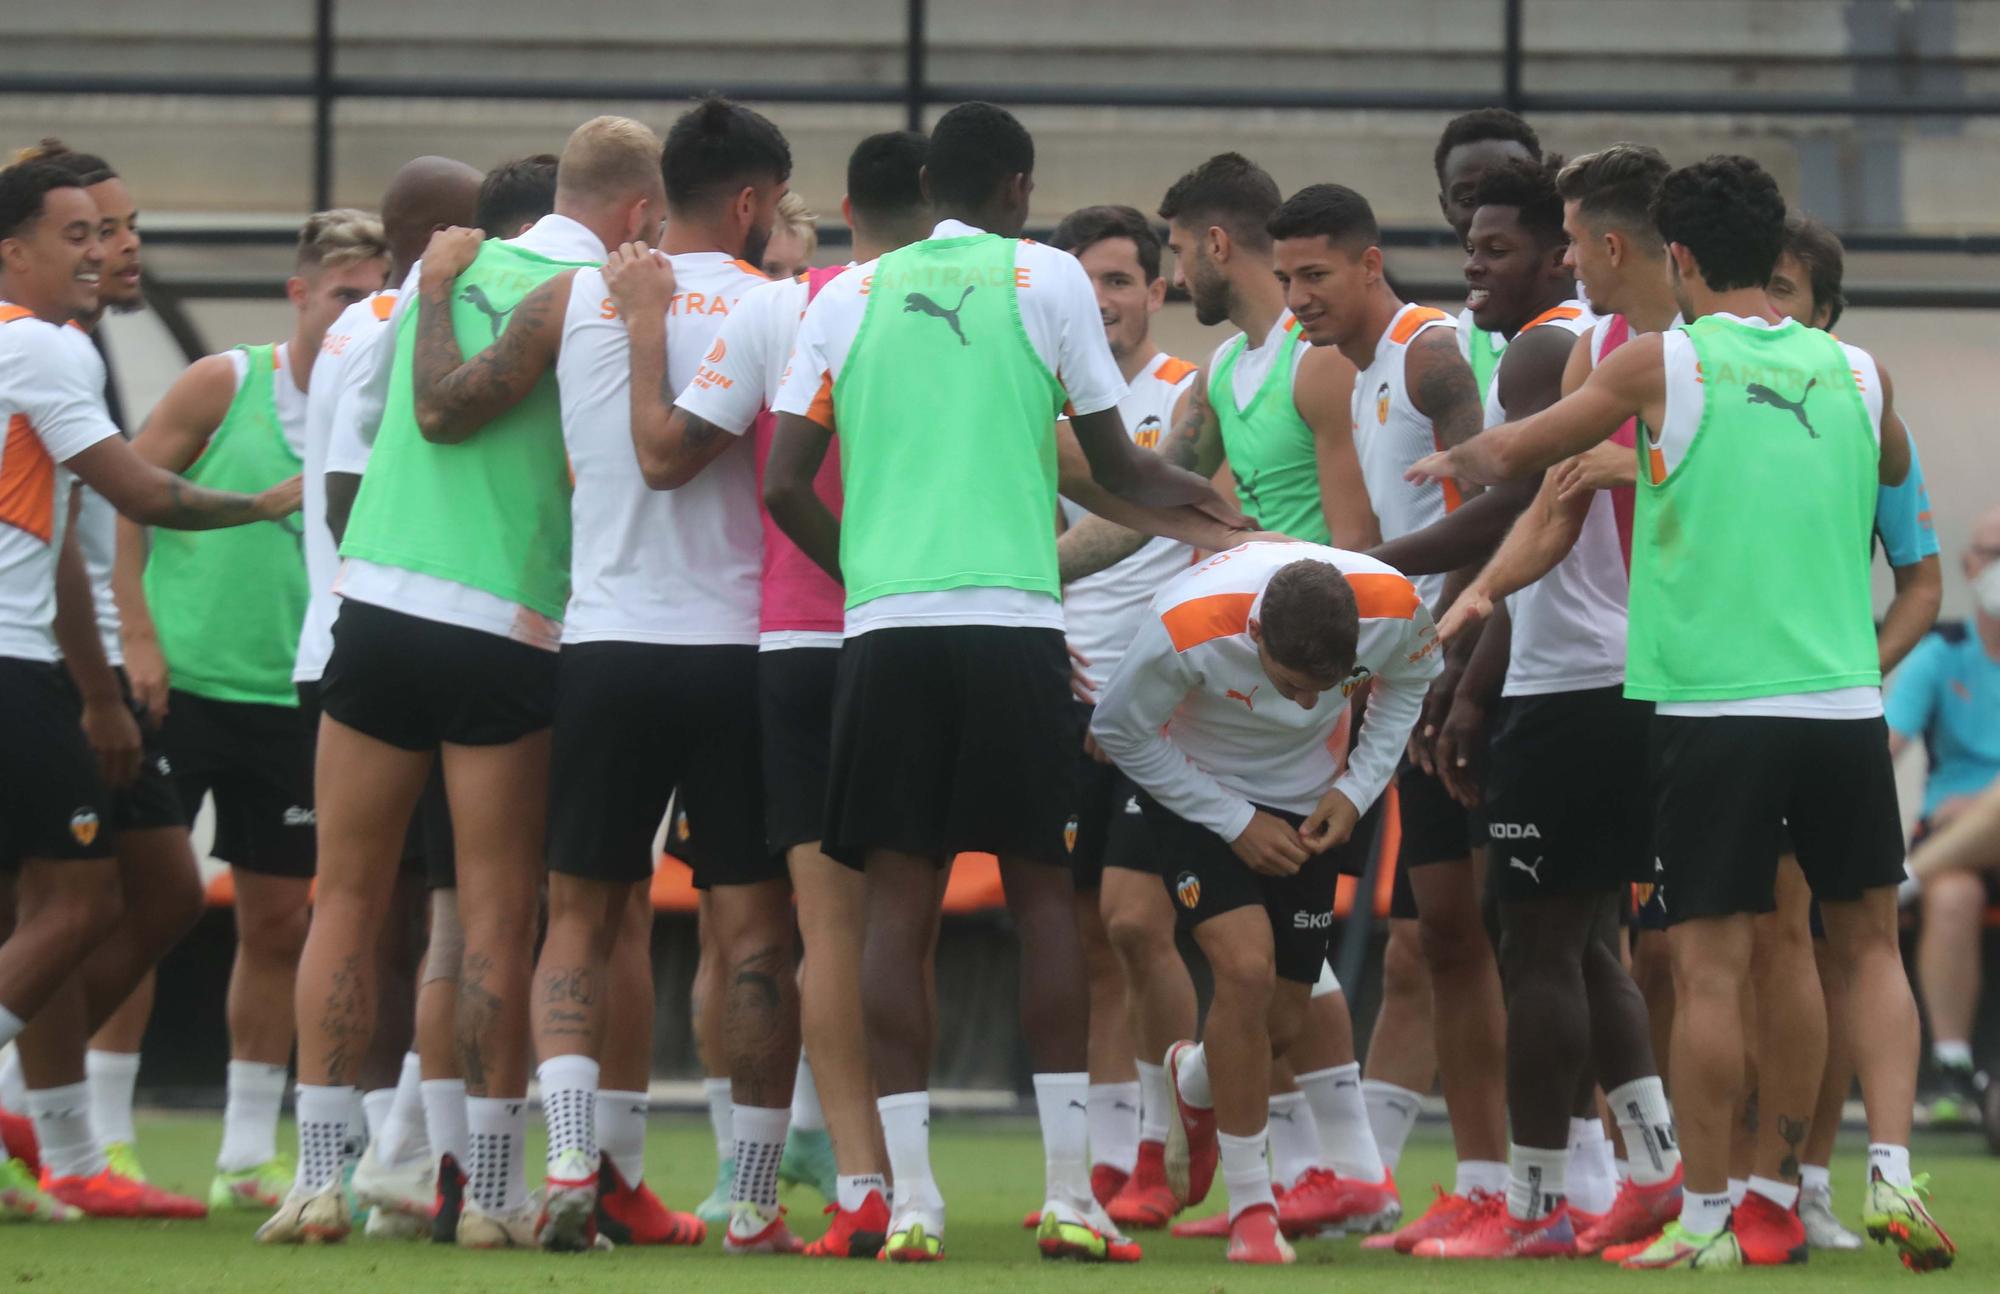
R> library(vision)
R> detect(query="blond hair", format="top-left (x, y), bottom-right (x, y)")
top-left (557, 115), bottom-right (663, 206)
top-left (773, 190), bottom-right (818, 258)
top-left (296, 207), bottom-right (388, 274)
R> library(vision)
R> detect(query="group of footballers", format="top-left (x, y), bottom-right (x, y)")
top-left (0, 92), bottom-right (1963, 1274)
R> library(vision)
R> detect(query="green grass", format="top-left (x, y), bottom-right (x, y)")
top-left (4, 1114), bottom-right (1992, 1290)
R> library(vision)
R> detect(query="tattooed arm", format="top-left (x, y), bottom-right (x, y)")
top-left (597, 242), bottom-right (742, 490)
top-left (72, 436), bottom-right (300, 533)
top-left (410, 228), bottom-right (569, 445)
top-left (1057, 385), bottom-right (1200, 583)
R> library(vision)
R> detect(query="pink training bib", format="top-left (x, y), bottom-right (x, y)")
top-left (1598, 313), bottom-right (1639, 570)
top-left (752, 264), bottom-right (849, 635)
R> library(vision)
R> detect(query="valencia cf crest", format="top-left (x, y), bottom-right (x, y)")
top-left (1375, 381), bottom-right (1391, 424)
top-left (1341, 666), bottom-right (1374, 697)
top-left (69, 808), bottom-right (100, 847)
top-left (673, 808), bottom-right (692, 844)
top-left (1175, 871), bottom-right (1202, 910)
top-left (1063, 815), bottom-right (1079, 855)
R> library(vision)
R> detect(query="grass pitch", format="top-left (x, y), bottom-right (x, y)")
top-left (3, 1113), bottom-right (1991, 1290)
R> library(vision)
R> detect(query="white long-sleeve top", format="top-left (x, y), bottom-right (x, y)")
top-left (1091, 542), bottom-right (1441, 842)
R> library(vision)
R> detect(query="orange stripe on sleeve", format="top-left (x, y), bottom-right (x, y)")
top-left (1432, 431), bottom-right (1463, 513)
top-left (730, 259), bottom-right (770, 280)
top-left (1389, 306), bottom-right (1450, 345)
top-left (1152, 355), bottom-right (1197, 385)
top-left (805, 372), bottom-right (837, 430)
top-left (1161, 592), bottom-right (1256, 651)
top-left (1345, 571), bottom-right (1421, 620)
top-left (0, 305), bottom-right (35, 325)
top-left (0, 414), bottom-right (56, 543)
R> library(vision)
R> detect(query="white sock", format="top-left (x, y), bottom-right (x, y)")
top-left (1681, 1187), bottom-right (1733, 1236)
top-left (0, 1044), bottom-right (25, 1111)
top-left (1593, 1122), bottom-right (1619, 1187)
top-left (1615, 1158), bottom-right (1632, 1183)
top-left (1267, 1092), bottom-right (1320, 1189)
top-left (1747, 1174), bottom-right (1799, 1211)
top-left (837, 1172), bottom-right (887, 1212)
top-left (1298, 1063), bottom-right (1384, 1183)
top-left (597, 1089), bottom-right (649, 1184)
top-left (362, 1088), bottom-right (396, 1146)
top-left (294, 1084), bottom-right (355, 1191)
top-left (1566, 1117), bottom-right (1616, 1215)
top-left (1088, 1080), bottom-right (1141, 1174)
top-left (537, 1054), bottom-right (598, 1170)
top-left (1032, 1072), bottom-right (1091, 1204)
top-left (218, 1060), bottom-right (288, 1172)
top-left (1606, 1076), bottom-right (1681, 1186)
top-left (730, 1104), bottom-right (789, 1209)
top-left (380, 1052), bottom-right (427, 1164)
top-left (1933, 1039), bottom-right (1974, 1070)
top-left (1135, 1059), bottom-right (1170, 1143)
top-left (465, 1096), bottom-right (527, 1214)
top-left (28, 1083), bottom-right (104, 1180)
top-left (1507, 1143), bottom-right (1568, 1221)
top-left (1219, 1127), bottom-right (1275, 1221)
top-left (1727, 1177), bottom-right (1747, 1207)
top-left (704, 1076), bottom-right (733, 1163)
top-left (1173, 1045), bottom-right (1212, 1108)
top-left (1800, 1162), bottom-right (1832, 1197)
top-left (1868, 1143), bottom-right (1912, 1189)
top-left (878, 1091), bottom-right (944, 1222)
top-left (421, 1078), bottom-right (469, 1170)
top-left (1456, 1159), bottom-right (1508, 1197)
top-left (85, 1050), bottom-right (141, 1148)
top-left (790, 1055), bottom-right (826, 1133)
top-left (1361, 1079), bottom-right (1422, 1172)
top-left (0, 1007), bottom-right (22, 1053)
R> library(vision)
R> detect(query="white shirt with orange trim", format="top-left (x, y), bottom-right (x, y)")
top-left (556, 252), bottom-right (767, 644)
top-left (58, 324), bottom-right (125, 666)
top-left (1350, 301), bottom-right (1457, 608)
top-left (1061, 352), bottom-right (1199, 688)
top-left (772, 218), bottom-right (1126, 636)
top-left (298, 290), bottom-right (396, 682)
top-left (1091, 541), bottom-right (1442, 842)
top-left (0, 303), bottom-right (121, 663)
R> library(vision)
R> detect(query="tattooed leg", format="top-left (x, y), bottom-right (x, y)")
top-left (1749, 900), bottom-right (1825, 1186)
top-left (710, 879), bottom-right (799, 1108)
top-left (532, 874), bottom-right (625, 1063)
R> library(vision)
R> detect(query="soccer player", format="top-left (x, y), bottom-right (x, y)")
top-left (259, 116), bottom-right (663, 1247)
top-left (763, 101), bottom-right (1247, 1263)
top-left (1412, 155), bottom-right (1954, 1274)
top-left (1435, 109), bottom-right (1544, 394)
top-left (761, 190), bottom-right (817, 279)
top-left (410, 98), bottom-right (794, 1254)
top-left (112, 208), bottom-right (388, 1210)
top-left (1093, 543), bottom-right (1439, 1262)
top-left (1259, 180), bottom-right (1508, 1250)
top-left (0, 160), bottom-right (301, 1214)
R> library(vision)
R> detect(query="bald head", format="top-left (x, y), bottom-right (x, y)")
top-left (379, 155), bottom-right (482, 279)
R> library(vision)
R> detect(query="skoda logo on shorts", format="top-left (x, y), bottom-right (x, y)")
top-left (1175, 871), bottom-right (1201, 910)
top-left (69, 808), bottom-right (100, 847)
top-left (1063, 815), bottom-right (1078, 855)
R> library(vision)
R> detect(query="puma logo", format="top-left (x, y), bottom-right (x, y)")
top-left (1113, 1101), bottom-right (1137, 1112)
top-left (1269, 1108), bottom-right (1296, 1123)
top-left (905, 286), bottom-right (974, 346)
top-left (1509, 855), bottom-right (1544, 885)
top-left (460, 283), bottom-right (516, 337)
top-left (1746, 379), bottom-right (1818, 438)
top-left (1225, 686), bottom-right (1259, 711)
top-left (1067, 1099), bottom-right (1088, 1112)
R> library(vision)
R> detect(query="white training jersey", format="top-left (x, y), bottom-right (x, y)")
top-left (336, 213), bottom-right (605, 649)
top-left (1091, 541), bottom-right (1442, 842)
top-left (1349, 302), bottom-right (1457, 609)
top-left (773, 218), bottom-right (1127, 637)
top-left (1455, 306), bottom-right (1506, 374)
top-left (297, 291), bottom-right (396, 682)
top-left (1060, 352), bottom-right (1199, 688)
top-left (0, 305), bottom-right (120, 663)
top-left (1485, 301), bottom-right (1631, 698)
top-left (1650, 312), bottom-right (1886, 721)
top-left (557, 252), bottom-right (766, 645)
top-left (58, 325), bottom-right (123, 666)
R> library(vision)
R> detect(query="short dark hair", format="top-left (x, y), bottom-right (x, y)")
top-left (1556, 143), bottom-right (1670, 241)
top-left (1266, 183), bottom-right (1379, 251)
top-left (1049, 204), bottom-right (1162, 282)
top-left (1651, 155), bottom-right (1786, 292)
top-left (845, 130), bottom-right (928, 225)
top-left (924, 102), bottom-right (1034, 211)
top-left (1471, 154), bottom-right (1568, 248)
top-left (660, 97), bottom-right (792, 211)
top-left (1260, 560), bottom-right (1360, 682)
top-left (0, 162), bottom-right (85, 241)
top-left (1781, 212), bottom-right (1847, 329)
top-left (1433, 108), bottom-right (1541, 185)
top-left (476, 154), bottom-right (559, 238)
top-left (12, 138), bottom-right (116, 186)
top-left (1158, 153), bottom-right (1282, 252)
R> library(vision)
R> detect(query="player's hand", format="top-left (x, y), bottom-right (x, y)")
top-left (1434, 694), bottom-right (1487, 809)
top-left (1299, 787), bottom-right (1361, 853)
top-left (1232, 810), bottom-right (1311, 876)
top-left (1437, 586), bottom-right (1493, 645)
top-left (1082, 729), bottom-right (1112, 765)
top-left (603, 242), bottom-right (677, 321)
top-left (1407, 662), bottom-right (1461, 775)
top-left (1066, 644), bottom-right (1097, 705)
top-left (418, 226), bottom-right (485, 286)
top-left (1553, 440), bottom-right (1635, 502)
top-left (254, 474), bottom-right (304, 521)
top-left (1405, 449), bottom-right (1458, 486)
top-left (123, 634), bottom-right (170, 726)
top-left (81, 694), bottom-right (143, 789)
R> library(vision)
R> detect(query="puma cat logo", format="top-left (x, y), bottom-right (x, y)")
top-left (1509, 855), bottom-right (1544, 885)
top-left (1225, 686), bottom-right (1259, 711)
top-left (460, 284), bottom-right (516, 337)
top-left (905, 286), bottom-right (974, 346)
top-left (1746, 378), bottom-right (1818, 438)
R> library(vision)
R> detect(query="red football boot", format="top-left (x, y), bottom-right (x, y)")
top-left (595, 1154), bottom-right (706, 1246)
top-left (804, 1189), bottom-right (890, 1258)
top-left (43, 1167), bottom-right (207, 1219)
top-left (1225, 1203), bottom-right (1295, 1264)
top-left (1576, 1164), bottom-right (1683, 1257)
top-left (1413, 1197), bottom-right (1579, 1258)
top-left (1731, 1190), bottom-right (1808, 1266)
top-left (1162, 1041), bottom-right (1217, 1207)
top-left (0, 1108), bottom-right (39, 1176)
top-left (1106, 1140), bottom-right (1179, 1230)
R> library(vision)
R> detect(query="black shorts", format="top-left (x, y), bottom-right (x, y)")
top-left (320, 599), bottom-right (557, 751)
top-left (547, 641), bottom-right (775, 889)
top-left (158, 689), bottom-right (314, 878)
top-left (1139, 792), bottom-right (1381, 983)
top-left (1484, 687), bottom-right (1652, 902)
top-left (759, 646), bottom-right (837, 856)
top-left (1387, 762), bottom-right (1476, 919)
top-left (824, 625), bottom-right (1076, 869)
top-left (1650, 713), bottom-right (1905, 925)
top-left (299, 678), bottom-right (454, 886)
top-left (1066, 706), bottom-right (1152, 891)
top-left (54, 666), bottom-right (185, 835)
top-left (0, 657), bottom-right (113, 870)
